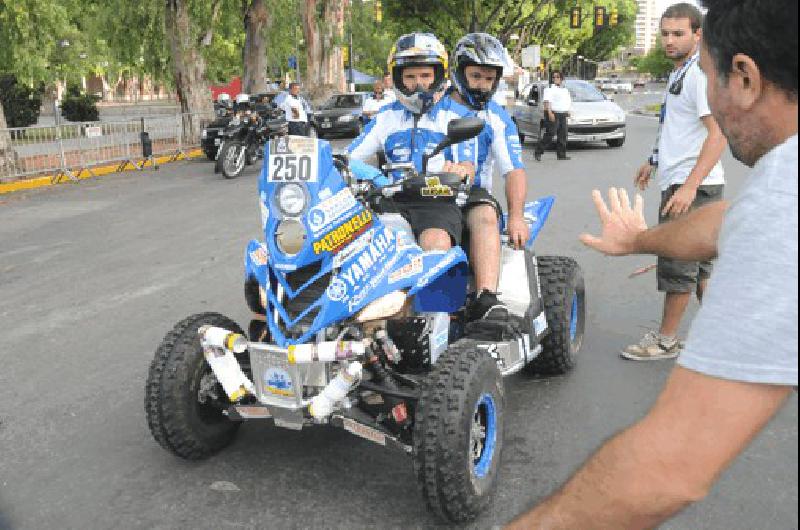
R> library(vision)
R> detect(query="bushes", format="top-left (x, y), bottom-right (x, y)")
top-left (0, 75), bottom-right (44, 128)
top-left (61, 85), bottom-right (100, 122)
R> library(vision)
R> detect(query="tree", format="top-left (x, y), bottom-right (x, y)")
top-left (634, 43), bottom-right (672, 78)
top-left (302, 0), bottom-right (348, 100)
top-left (242, 0), bottom-right (270, 94)
top-left (164, 0), bottom-right (221, 139)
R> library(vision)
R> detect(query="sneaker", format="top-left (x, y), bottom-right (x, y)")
top-left (621, 331), bottom-right (682, 361)
top-left (466, 290), bottom-right (509, 322)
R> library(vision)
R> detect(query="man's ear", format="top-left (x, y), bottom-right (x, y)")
top-left (730, 53), bottom-right (762, 111)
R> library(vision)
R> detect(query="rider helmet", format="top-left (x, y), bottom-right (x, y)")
top-left (387, 33), bottom-right (448, 115)
top-left (234, 93), bottom-right (251, 111)
top-left (451, 33), bottom-right (510, 110)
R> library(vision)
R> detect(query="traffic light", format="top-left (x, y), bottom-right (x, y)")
top-left (610, 9), bottom-right (619, 27)
top-left (570, 7), bottom-right (582, 29)
top-left (375, 0), bottom-right (382, 23)
top-left (594, 6), bottom-right (607, 29)
top-left (342, 46), bottom-right (349, 65)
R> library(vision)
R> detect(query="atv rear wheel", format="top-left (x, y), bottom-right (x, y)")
top-left (413, 339), bottom-right (504, 522)
top-left (525, 256), bottom-right (585, 375)
top-left (145, 312), bottom-right (246, 460)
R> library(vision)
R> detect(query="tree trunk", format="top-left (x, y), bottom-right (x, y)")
top-left (302, 0), bottom-right (347, 102)
top-left (164, 0), bottom-right (215, 144)
top-left (0, 102), bottom-right (17, 179)
top-left (242, 0), bottom-right (270, 94)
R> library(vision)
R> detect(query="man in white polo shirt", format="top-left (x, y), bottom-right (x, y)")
top-left (535, 70), bottom-right (572, 161)
top-left (625, 2), bottom-right (728, 361)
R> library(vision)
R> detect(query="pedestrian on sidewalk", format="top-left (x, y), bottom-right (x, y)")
top-left (279, 82), bottom-right (311, 136)
top-left (625, 2), bottom-right (728, 361)
top-left (535, 70), bottom-right (571, 161)
top-left (508, 1), bottom-right (797, 526)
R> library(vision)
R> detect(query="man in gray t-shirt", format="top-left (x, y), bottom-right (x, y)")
top-left (508, 1), bottom-right (797, 528)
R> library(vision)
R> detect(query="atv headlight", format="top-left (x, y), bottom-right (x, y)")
top-left (275, 219), bottom-right (307, 256)
top-left (356, 290), bottom-right (407, 322)
top-left (276, 183), bottom-right (307, 217)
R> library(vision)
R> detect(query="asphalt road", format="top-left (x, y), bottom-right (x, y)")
top-left (0, 110), bottom-right (796, 530)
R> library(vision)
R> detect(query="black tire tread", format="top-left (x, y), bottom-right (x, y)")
top-left (412, 338), bottom-right (504, 522)
top-left (144, 312), bottom-right (244, 460)
top-left (525, 255), bottom-right (584, 375)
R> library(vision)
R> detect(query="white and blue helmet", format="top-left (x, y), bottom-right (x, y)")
top-left (451, 33), bottom-right (510, 109)
top-left (387, 32), bottom-right (449, 115)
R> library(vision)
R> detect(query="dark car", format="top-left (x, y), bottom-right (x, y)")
top-left (310, 93), bottom-right (368, 139)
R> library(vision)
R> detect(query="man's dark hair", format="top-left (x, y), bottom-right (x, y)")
top-left (551, 70), bottom-right (562, 80)
top-left (702, 0), bottom-right (798, 100)
top-left (661, 2), bottom-right (703, 32)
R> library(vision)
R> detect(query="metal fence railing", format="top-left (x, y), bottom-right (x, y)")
top-left (0, 111), bottom-right (215, 183)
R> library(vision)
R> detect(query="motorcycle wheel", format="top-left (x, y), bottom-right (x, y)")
top-left (220, 141), bottom-right (246, 179)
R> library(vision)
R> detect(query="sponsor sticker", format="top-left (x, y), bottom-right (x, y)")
top-left (249, 245), bottom-right (269, 266)
top-left (264, 368), bottom-right (294, 397)
top-left (416, 251), bottom-right (457, 289)
top-left (420, 176), bottom-right (454, 197)
top-left (312, 210), bottom-right (373, 254)
top-left (333, 229), bottom-right (374, 268)
top-left (388, 255), bottom-right (423, 283)
top-left (307, 188), bottom-right (359, 234)
top-left (326, 277), bottom-right (348, 302)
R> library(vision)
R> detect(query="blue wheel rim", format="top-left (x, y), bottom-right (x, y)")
top-left (569, 293), bottom-right (579, 342)
top-left (471, 393), bottom-right (497, 478)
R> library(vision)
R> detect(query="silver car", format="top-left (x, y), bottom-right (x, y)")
top-left (512, 80), bottom-right (627, 148)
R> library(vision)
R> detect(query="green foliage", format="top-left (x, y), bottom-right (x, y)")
top-left (60, 89), bottom-right (100, 122)
top-left (634, 44), bottom-right (673, 77)
top-left (0, 75), bottom-right (43, 127)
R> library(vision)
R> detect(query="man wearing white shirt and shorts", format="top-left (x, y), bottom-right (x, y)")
top-left (535, 70), bottom-right (572, 161)
top-left (626, 3), bottom-right (728, 360)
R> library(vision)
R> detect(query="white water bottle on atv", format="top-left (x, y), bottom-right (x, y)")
top-left (309, 361), bottom-right (362, 419)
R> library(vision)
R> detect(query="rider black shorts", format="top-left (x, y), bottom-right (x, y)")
top-left (381, 198), bottom-right (463, 246)
top-left (462, 187), bottom-right (503, 219)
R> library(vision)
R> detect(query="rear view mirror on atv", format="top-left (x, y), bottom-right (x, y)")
top-left (422, 117), bottom-right (485, 173)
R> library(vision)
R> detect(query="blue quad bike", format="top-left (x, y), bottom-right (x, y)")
top-left (145, 118), bottom-right (585, 523)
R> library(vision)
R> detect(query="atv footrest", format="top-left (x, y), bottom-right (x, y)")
top-left (465, 316), bottom-right (524, 342)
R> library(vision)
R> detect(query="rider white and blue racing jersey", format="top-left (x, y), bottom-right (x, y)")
top-left (347, 96), bottom-right (476, 180)
top-left (466, 99), bottom-right (525, 192)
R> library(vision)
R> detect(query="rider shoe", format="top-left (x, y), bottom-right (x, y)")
top-left (466, 290), bottom-right (509, 322)
top-left (620, 331), bottom-right (682, 361)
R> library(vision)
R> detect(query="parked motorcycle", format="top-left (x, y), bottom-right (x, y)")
top-left (215, 109), bottom-right (287, 179)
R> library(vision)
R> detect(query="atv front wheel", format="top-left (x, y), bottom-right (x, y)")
top-left (525, 256), bottom-right (585, 375)
top-left (145, 312), bottom-right (246, 460)
top-left (413, 339), bottom-right (504, 522)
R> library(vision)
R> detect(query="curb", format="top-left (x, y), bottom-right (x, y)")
top-left (0, 149), bottom-right (205, 195)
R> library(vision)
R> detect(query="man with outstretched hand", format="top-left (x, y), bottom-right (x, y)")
top-left (507, 0), bottom-right (796, 527)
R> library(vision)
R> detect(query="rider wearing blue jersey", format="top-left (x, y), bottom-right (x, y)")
top-left (348, 33), bottom-right (476, 252)
top-left (448, 33), bottom-right (530, 321)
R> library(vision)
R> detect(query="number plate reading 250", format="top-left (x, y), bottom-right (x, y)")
top-left (269, 153), bottom-right (316, 182)
top-left (267, 136), bottom-right (319, 183)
